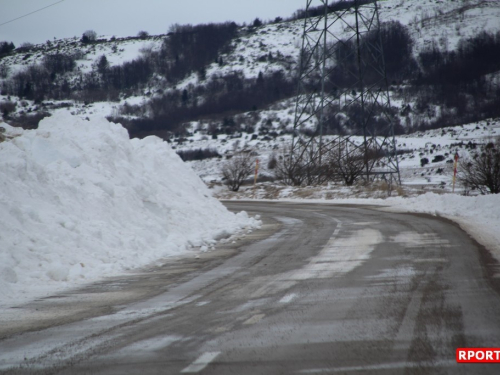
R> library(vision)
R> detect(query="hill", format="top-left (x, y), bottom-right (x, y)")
top-left (1, 0), bottom-right (500, 191)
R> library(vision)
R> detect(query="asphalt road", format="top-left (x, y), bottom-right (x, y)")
top-left (1, 201), bottom-right (500, 374)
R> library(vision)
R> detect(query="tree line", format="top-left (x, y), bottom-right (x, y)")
top-left (410, 30), bottom-right (500, 130)
top-left (2, 20), bottom-right (500, 136)
top-left (289, 0), bottom-right (376, 21)
top-left (0, 22), bottom-right (238, 103)
top-left (112, 70), bottom-right (297, 139)
top-left (0, 41), bottom-right (15, 57)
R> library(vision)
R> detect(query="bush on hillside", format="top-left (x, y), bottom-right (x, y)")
top-left (222, 152), bottom-right (255, 191)
top-left (177, 148), bottom-right (221, 161)
top-left (81, 30), bottom-right (97, 44)
top-left (459, 140), bottom-right (500, 195)
top-left (113, 70), bottom-right (297, 139)
top-left (0, 41), bottom-right (15, 56)
top-left (330, 21), bottom-right (416, 87)
top-left (0, 101), bottom-right (16, 118)
top-left (161, 22), bottom-right (238, 83)
top-left (43, 54), bottom-right (77, 77)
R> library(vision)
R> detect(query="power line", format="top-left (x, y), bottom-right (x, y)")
top-left (0, 0), bottom-right (66, 27)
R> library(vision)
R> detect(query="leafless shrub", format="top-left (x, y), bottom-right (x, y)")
top-left (459, 140), bottom-right (500, 194)
top-left (0, 101), bottom-right (16, 118)
top-left (222, 152), bottom-right (255, 191)
top-left (275, 139), bottom-right (386, 187)
top-left (0, 63), bottom-right (9, 79)
top-left (274, 142), bottom-right (329, 186)
top-left (177, 148), bottom-right (220, 162)
top-left (325, 142), bottom-right (367, 186)
top-left (267, 152), bottom-right (277, 169)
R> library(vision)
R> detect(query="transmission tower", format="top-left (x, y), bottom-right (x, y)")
top-left (290, 0), bottom-right (401, 187)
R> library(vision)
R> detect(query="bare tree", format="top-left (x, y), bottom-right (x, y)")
top-left (274, 146), bottom-right (307, 186)
top-left (0, 63), bottom-right (10, 79)
top-left (222, 152), bottom-right (255, 192)
top-left (267, 152), bottom-right (278, 170)
top-left (459, 140), bottom-right (500, 194)
top-left (274, 141), bottom-right (330, 186)
top-left (325, 142), bottom-right (367, 186)
top-left (94, 55), bottom-right (109, 76)
top-left (274, 140), bottom-right (377, 187)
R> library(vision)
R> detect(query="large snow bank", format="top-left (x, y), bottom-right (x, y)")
top-left (0, 113), bottom-right (259, 306)
top-left (267, 192), bottom-right (500, 263)
top-left (383, 193), bottom-right (500, 260)
top-left (289, 192), bottom-right (500, 263)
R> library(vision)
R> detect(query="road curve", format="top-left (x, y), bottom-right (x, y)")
top-left (1, 201), bottom-right (500, 374)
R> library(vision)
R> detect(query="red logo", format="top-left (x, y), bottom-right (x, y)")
top-left (456, 348), bottom-right (500, 363)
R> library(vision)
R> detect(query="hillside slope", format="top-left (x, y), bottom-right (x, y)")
top-left (1, 0), bottom-right (500, 190)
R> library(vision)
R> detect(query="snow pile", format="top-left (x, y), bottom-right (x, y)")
top-left (313, 192), bottom-right (500, 262)
top-left (384, 193), bottom-right (500, 258)
top-left (386, 193), bottom-right (500, 224)
top-left (0, 113), bottom-right (259, 306)
top-left (265, 191), bottom-right (500, 262)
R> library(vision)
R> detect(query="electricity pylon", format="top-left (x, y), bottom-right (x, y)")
top-left (290, 0), bottom-right (401, 187)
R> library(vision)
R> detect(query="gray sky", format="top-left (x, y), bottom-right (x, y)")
top-left (0, 0), bottom-right (308, 46)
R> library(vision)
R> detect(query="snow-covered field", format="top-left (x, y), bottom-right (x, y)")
top-left (0, 113), bottom-right (260, 307)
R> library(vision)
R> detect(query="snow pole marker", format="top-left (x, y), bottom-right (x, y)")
top-left (253, 158), bottom-right (259, 199)
top-left (452, 151), bottom-right (459, 193)
top-left (254, 158), bottom-right (259, 186)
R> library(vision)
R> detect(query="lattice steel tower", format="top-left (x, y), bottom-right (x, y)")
top-left (290, 0), bottom-right (401, 187)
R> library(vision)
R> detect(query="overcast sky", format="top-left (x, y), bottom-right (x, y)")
top-left (0, 0), bottom-right (308, 46)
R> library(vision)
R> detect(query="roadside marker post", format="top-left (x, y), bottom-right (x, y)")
top-left (254, 158), bottom-right (259, 186)
top-left (253, 158), bottom-right (259, 199)
top-left (452, 151), bottom-right (459, 193)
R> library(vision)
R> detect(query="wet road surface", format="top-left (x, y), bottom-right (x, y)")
top-left (1, 201), bottom-right (500, 374)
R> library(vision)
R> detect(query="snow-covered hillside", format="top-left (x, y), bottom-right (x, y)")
top-left (1, 34), bottom-right (165, 78)
top-left (0, 113), bottom-right (260, 307)
top-left (380, 0), bottom-right (500, 53)
top-left (1, 0), bottom-right (499, 191)
top-left (210, 0), bottom-right (500, 81)
top-left (2, 0), bottom-right (500, 122)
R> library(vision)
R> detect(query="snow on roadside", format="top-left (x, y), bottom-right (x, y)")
top-left (265, 193), bottom-right (500, 264)
top-left (382, 193), bottom-right (500, 262)
top-left (0, 113), bottom-right (260, 307)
